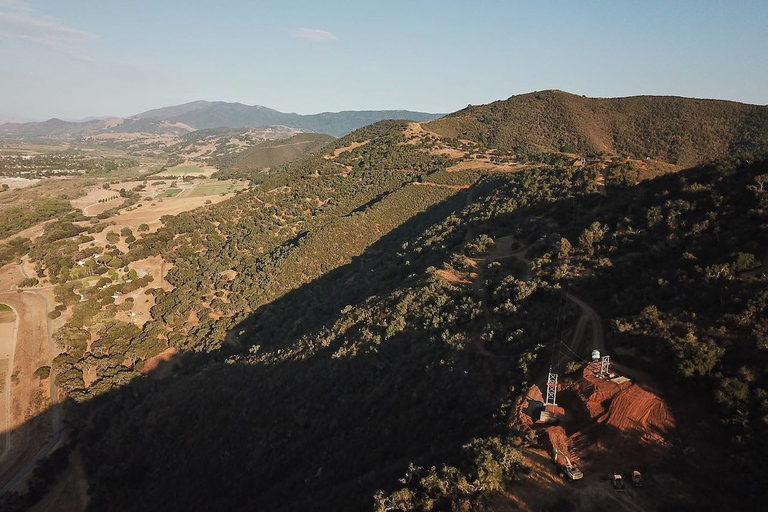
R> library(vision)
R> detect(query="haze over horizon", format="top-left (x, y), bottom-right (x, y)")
top-left (1, 0), bottom-right (767, 121)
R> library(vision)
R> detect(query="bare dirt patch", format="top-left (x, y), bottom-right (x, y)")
top-left (446, 159), bottom-right (526, 173)
top-left (220, 269), bottom-right (237, 281)
top-left (324, 140), bottom-right (368, 159)
top-left (0, 177), bottom-right (39, 190)
top-left (0, 263), bottom-right (23, 291)
top-left (141, 347), bottom-right (178, 379)
top-left (0, 308), bottom-right (16, 459)
top-left (435, 268), bottom-right (472, 285)
top-left (70, 187), bottom-right (121, 213)
top-left (403, 121), bottom-right (441, 141)
top-left (81, 193), bottom-right (231, 244)
top-left (413, 182), bottom-right (469, 191)
top-left (0, 220), bottom-right (53, 245)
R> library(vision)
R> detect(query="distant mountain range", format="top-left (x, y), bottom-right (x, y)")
top-left (134, 101), bottom-right (443, 136)
top-left (0, 101), bottom-right (443, 139)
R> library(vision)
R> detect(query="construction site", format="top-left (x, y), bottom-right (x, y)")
top-left (510, 349), bottom-right (689, 511)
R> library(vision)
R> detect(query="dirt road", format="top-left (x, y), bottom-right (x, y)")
top-left (0, 307), bottom-right (18, 460)
top-left (565, 292), bottom-right (605, 354)
top-left (0, 261), bottom-right (60, 493)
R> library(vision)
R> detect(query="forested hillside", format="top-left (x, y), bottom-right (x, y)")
top-left (426, 90), bottom-right (768, 166)
top-left (49, 155), bottom-right (767, 512)
top-left (213, 132), bottom-right (336, 179)
top-left (1, 99), bottom-right (766, 511)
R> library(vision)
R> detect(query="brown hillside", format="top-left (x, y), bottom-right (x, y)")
top-left (227, 132), bottom-right (336, 170)
top-left (426, 90), bottom-right (768, 166)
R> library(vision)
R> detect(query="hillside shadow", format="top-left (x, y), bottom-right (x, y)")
top-left (234, 188), bottom-right (470, 352)
top-left (0, 176), bottom-right (646, 511)
top-left (0, 189), bottom-right (519, 512)
top-left (4, 161), bottom-right (761, 511)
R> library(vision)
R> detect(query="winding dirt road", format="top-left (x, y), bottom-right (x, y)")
top-left (564, 292), bottom-right (605, 356)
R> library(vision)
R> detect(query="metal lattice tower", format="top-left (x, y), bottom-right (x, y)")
top-left (545, 372), bottom-right (558, 406)
top-left (599, 355), bottom-right (610, 379)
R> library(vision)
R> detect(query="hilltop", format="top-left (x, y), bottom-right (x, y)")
top-left (218, 132), bottom-right (336, 174)
top-left (426, 90), bottom-right (768, 166)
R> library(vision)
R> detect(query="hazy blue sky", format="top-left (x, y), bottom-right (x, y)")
top-left (1, 0), bottom-right (766, 120)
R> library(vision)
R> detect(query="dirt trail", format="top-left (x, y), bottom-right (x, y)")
top-left (412, 181), bottom-right (469, 190)
top-left (323, 140), bottom-right (368, 159)
top-left (565, 293), bottom-right (605, 354)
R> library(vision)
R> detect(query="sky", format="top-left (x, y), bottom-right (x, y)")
top-left (1, 0), bottom-right (767, 121)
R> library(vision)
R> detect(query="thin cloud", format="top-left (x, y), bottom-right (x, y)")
top-left (0, 11), bottom-right (96, 46)
top-left (291, 27), bottom-right (337, 42)
top-left (0, 2), bottom-right (161, 76)
top-left (0, 0), bottom-right (32, 13)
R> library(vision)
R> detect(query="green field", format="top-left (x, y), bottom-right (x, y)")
top-left (162, 188), bottom-right (182, 197)
top-left (190, 182), bottom-right (246, 196)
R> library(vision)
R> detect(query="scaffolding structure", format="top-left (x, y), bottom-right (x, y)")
top-left (545, 372), bottom-right (558, 406)
top-left (599, 355), bottom-right (610, 379)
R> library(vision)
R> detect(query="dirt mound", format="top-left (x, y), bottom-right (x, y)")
top-left (598, 383), bottom-right (675, 464)
top-left (567, 363), bottom-right (626, 419)
top-left (540, 425), bottom-right (569, 457)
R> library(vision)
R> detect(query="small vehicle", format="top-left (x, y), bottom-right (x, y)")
top-left (562, 464), bottom-right (584, 481)
top-left (611, 473), bottom-right (625, 490)
top-left (632, 470), bottom-right (643, 487)
top-left (554, 449), bottom-right (583, 481)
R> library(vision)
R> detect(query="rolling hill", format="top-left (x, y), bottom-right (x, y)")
top-left (426, 90), bottom-right (768, 166)
top-left (0, 117), bottom-right (195, 139)
top-left (223, 132), bottom-right (336, 170)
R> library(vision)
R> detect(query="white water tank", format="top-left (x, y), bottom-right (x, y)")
top-left (591, 349), bottom-right (601, 362)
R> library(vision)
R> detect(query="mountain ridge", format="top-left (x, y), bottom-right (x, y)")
top-left (133, 100), bottom-right (444, 136)
top-left (0, 101), bottom-right (443, 139)
top-left (426, 89), bottom-right (768, 166)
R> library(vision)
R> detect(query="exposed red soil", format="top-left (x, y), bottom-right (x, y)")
top-left (511, 362), bottom-right (680, 510)
top-left (435, 268), bottom-right (472, 285)
top-left (141, 347), bottom-right (178, 379)
top-left (520, 363), bottom-right (675, 469)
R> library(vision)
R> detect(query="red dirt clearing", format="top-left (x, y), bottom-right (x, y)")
top-left (435, 268), bottom-right (473, 285)
top-left (141, 347), bottom-right (178, 379)
top-left (521, 363), bottom-right (675, 470)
